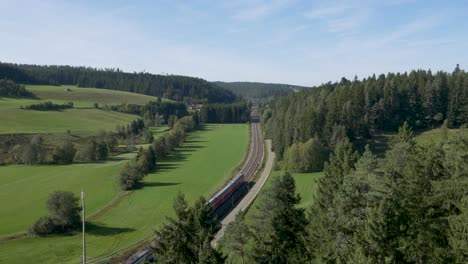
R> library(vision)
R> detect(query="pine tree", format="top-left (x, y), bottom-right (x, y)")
top-left (249, 172), bottom-right (309, 263)
top-left (220, 213), bottom-right (250, 264)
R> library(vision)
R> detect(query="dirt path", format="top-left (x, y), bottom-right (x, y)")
top-left (212, 139), bottom-right (275, 246)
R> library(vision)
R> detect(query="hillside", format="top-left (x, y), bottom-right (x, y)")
top-left (213, 81), bottom-right (308, 100)
top-left (0, 62), bottom-right (237, 103)
top-left (0, 85), bottom-right (171, 109)
top-left (264, 68), bottom-right (468, 159)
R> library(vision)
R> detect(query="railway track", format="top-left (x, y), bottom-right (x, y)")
top-left (125, 111), bottom-right (264, 264)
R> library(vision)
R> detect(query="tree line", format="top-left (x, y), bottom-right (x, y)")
top-left (119, 115), bottom-right (199, 190)
top-left (0, 78), bottom-right (34, 97)
top-left (108, 100), bottom-right (188, 125)
top-left (3, 99), bottom-right (193, 165)
top-left (22, 101), bottom-right (74, 111)
top-left (220, 125), bottom-right (468, 263)
top-left (5, 119), bottom-right (144, 165)
top-left (263, 66), bottom-right (468, 170)
top-left (8, 132), bottom-right (118, 165)
top-left (200, 103), bottom-right (250, 123)
top-left (0, 62), bottom-right (237, 103)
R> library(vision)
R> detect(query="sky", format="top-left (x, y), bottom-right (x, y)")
top-left (1, 0), bottom-right (467, 86)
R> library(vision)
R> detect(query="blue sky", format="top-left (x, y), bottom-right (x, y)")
top-left (1, 0), bottom-right (467, 86)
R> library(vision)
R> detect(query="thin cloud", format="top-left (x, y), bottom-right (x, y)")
top-left (304, 5), bottom-right (349, 19)
top-left (304, 2), bottom-right (371, 34)
top-left (230, 0), bottom-right (292, 21)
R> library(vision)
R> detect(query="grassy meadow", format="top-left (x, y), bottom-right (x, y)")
top-left (27, 85), bottom-right (170, 106)
top-left (0, 108), bottom-right (139, 134)
top-left (0, 153), bottom-right (134, 237)
top-left (0, 85), bottom-right (169, 109)
top-left (0, 124), bottom-right (248, 264)
top-left (0, 84), bottom-right (171, 134)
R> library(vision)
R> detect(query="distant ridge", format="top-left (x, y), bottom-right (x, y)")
top-left (213, 81), bottom-right (309, 100)
top-left (0, 62), bottom-right (237, 103)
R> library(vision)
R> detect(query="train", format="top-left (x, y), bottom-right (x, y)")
top-left (126, 172), bottom-right (249, 264)
top-left (126, 121), bottom-right (261, 264)
top-left (207, 172), bottom-right (245, 211)
top-left (125, 247), bottom-right (154, 264)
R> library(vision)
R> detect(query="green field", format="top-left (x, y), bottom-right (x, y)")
top-left (0, 124), bottom-right (248, 264)
top-left (0, 108), bottom-right (139, 134)
top-left (0, 85), bottom-right (169, 109)
top-left (0, 85), bottom-right (172, 134)
top-left (0, 153), bottom-right (134, 237)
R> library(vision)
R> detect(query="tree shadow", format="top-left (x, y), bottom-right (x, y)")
top-left (197, 125), bottom-right (212, 131)
top-left (107, 156), bottom-right (132, 162)
top-left (161, 152), bottom-right (190, 163)
top-left (138, 182), bottom-right (180, 189)
top-left (354, 132), bottom-right (391, 157)
top-left (178, 145), bottom-right (206, 151)
top-left (85, 222), bottom-right (135, 236)
top-left (184, 139), bottom-right (208, 144)
top-left (156, 163), bottom-right (181, 172)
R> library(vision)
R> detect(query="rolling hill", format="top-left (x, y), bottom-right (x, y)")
top-left (213, 81), bottom-right (309, 100)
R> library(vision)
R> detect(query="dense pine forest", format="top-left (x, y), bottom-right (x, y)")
top-left (214, 81), bottom-right (308, 101)
top-left (219, 126), bottom-right (468, 263)
top-left (0, 62), bottom-right (237, 103)
top-left (200, 103), bottom-right (250, 123)
top-left (263, 66), bottom-right (468, 160)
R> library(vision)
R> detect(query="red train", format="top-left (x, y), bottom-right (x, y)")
top-left (126, 172), bottom-right (247, 264)
top-left (207, 172), bottom-right (245, 211)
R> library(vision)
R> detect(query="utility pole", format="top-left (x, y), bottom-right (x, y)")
top-left (81, 190), bottom-right (86, 264)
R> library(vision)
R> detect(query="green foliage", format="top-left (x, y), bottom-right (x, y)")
top-left (223, 172), bottom-right (309, 263)
top-left (284, 137), bottom-right (329, 173)
top-left (0, 78), bottom-right (34, 97)
top-left (221, 213), bottom-right (251, 264)
top-left (9, 135), bottom-right (46, 165)
top-left (23, 101), bottom-right (73, 111)
top-left (144, 130), bottom-right (154, 143)
top-left (52, 140), bottom-right (76, 164)
top-left (30, 191), bottom-right (80, 236)
top-left (155, 193), bottom-right (224, 264)
top-left (119, 147), bottom-right (156, 190)
top-left (303, 124), bottom-right (468, 263)
top-left (152, 136), bottom-right (169, 159)
top-left (74, 141), bottom-right (97, 162)
top-left (109, 101), bottom-right (188, 123)
top-left (119, 160), bottom-right (145, 190)
top-left (135, 116), bottom-right (196, 179)
top-left (264, 68), bottom-right (468, 159)
top-left (200, 103), bottom-right (250, 123)
top-left (213, 81), bottom-right (308, 101)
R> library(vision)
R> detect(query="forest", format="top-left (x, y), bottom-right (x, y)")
top-left (200, 102), bottom-right (250, 123)
top-left (0, 62), bottom-right (237, 103)
top-left (220, 126), bottom-right (468, 263)
top-left (263, 66), bottom-right (468, 161)
top-left (214, 81), bottom-right (308, 101)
